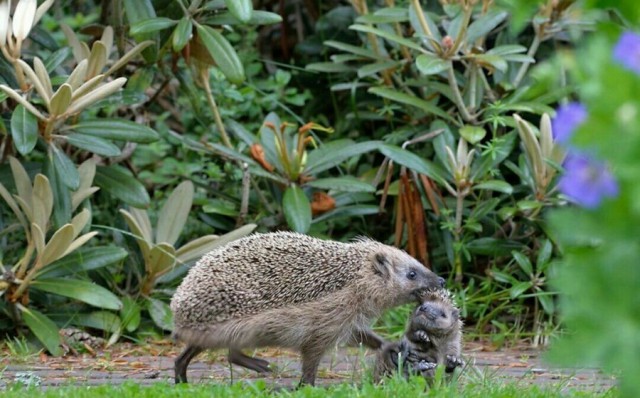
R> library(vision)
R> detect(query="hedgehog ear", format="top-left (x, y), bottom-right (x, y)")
top-left (373, 253), bottom-right (391, 278)
top-left (452, 308), bottom-right (460, 320)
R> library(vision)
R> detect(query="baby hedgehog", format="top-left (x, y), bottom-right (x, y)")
top-left (374, 288), bottom-right (463, 382)
top-left (170, 231), bottom-right (445, 386)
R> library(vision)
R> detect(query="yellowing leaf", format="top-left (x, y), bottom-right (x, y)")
top-left (156, 180), bottom-right (194, 245)
top-left (147, 243), bottom-right (176, 277)
top-left (41, 224), bottom-right (75, 266)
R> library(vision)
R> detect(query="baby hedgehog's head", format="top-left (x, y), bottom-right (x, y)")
top-left (411, 288), bottom-right (460, 335)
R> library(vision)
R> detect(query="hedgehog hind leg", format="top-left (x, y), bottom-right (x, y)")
top-left (175, 345), bottom-right (203, 383)
top-left (228, 348), bottom-right (272, 373)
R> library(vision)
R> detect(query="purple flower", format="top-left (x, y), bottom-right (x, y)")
top-left (552, 102), bottom-right (587, 144)
top-left (613, 31), bottom-right (640, 75)
top-left (559, 153), bottom-right (618, 209)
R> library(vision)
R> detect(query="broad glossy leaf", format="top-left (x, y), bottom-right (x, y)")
top-left (95, 166), bottom-right (150, 208)
top-left (19, 305), bottom-right (62, 356)
top-left (195, 24), bottom-right (245, 84)
top-left (121, 297), bottom-right (141, 333)
top-left (44, 47), bottom-right (73, 73)
top-left (172, 17), bottom-right (192, 52)
top-left (43, 153), bottom-right (72, 227)
top-left (324, 40), bottom-right (382, 60)
top-left (156, 181), bottom-right (193, 245)
top-left (147, 243), bottom-right (176, 276)
top-left (130, 17), bottom-right (176, 35)
top-left (41, 224), bottom-right (75, 266)
top-left (66, 133), bottom-right (122, 157)
top-left (51, 145), bottom-right (80, 190)
top-left (415, 53), bottom-right (448, 75)
top-left (31, 174), bottom-right (53, 230)
top-left (312, 204), bottom-right (379, 223)
top-left (459, 125), bottom-right (486, 144)
top-left (70, 119), bottom-right (159, 143)
top-left (176, 224), bottom-right (256, 263)
top-left (224, 0), bottom-right (252, 23)
top-left (510, 281), bottom-right (533, 299)
top-left (305, 177), bottom-right (375, 193)
top-left (380, 144), bottom-right (447, 185)
top-left (31, 278), bottom-right (122, 310)
top-left (538, 293), bottom-right (555, 315)
top-left (466, 10), bottom-right (508, 44)
top-left (38, 246), bottom-right (128, 278)
top-left (305, 62), bottom-right (354, 73)
top-left (356, 7), bottom-right (408, 23)
top-left (123, 0), bottom-right (158, 62)
top-left (147, 297), bottom-right (174, 331)
top-left (473, 180), bottom-right (513, 194)
top-left (11, 105), bottom-right (38, 155)
top-left (357, 60), bottom-right (400, 78)
top-left (466, 237), bottom-right (525, 256)
top-left (368, 87), bottom-right (456, 123)
top-left (283, 185), bottom-right (311, 233)
top-left (349, 24), bottom-right (424, 52)
top-left (305, 140), bottom-right (381, 174)
top-left (73, 311), bottom-right (121, 333)
top-left (512, 251), bottom-right (533, 275)
top-left (204, 10), bottom-right (282, 25)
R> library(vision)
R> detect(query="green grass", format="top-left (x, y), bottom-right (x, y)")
top-left (0, 378), bottom-right (618, 398)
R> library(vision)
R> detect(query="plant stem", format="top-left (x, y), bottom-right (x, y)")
top-left (513, 33), bottom-right (541, 88)
top-left (447, 61), bottom-right (475, 122)
top-left (14, 242), bottom-right (35, 280)
top-left (200, 68), bottom-right (233, 149)
top-left (410, 0), bottom-right (434, 38)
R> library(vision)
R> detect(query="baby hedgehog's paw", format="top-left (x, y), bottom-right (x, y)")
top-left (414, 330), bottom-right (430, 342)
top-left (445, 355), bottom-right (464, 372)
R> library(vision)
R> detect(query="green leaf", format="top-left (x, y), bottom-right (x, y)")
top-left (536, 239), bottom-right (553, 268)
top-left (368, 87), bottom-right (457, 123)
top-left (466, 10), bottom-right (508, 44)
top-left (349, 24), bottom-right (425, 53)
top-left (123, 0), bottom-right (158, 62)
top-left (509, 281), bottom-right (533, 299)
top-left (283, 185), bottom-right (311, 233)
top-left (172, 17), bottom-right (193, 52)
top-left (176, 224), bottom-right (256, 264)
top-left (473, 180), bottom-right (513, 194)
top-left (38, 246), bottom-right (128, 278)
top-left (156, 181), bottom-right (194, 245)
top-left (305, 140), bottom-right (381, 174)
top-left (415, 53), bottom-right (449, 75)
top-left (195, 24), bottom-right (245, 84)
top-left (66, 133), bottom-right (121, 157)
top-left (306, 62), bottom-right (354, 73)
top-left (95, 165), bottom-right (150, 208)
top-left (10, 104), bottom-right (38, 155)
top-left (512, 251), bottom-right (533, 275)
top-left (224, 0), bottom-right (252, 23)
top-left (474, 54), bottom-right (508, 72)
top-left (355, 7), bottom-right (409, 23)
top-left (204, 10), bottom-right (282, 25)
top-left (147, 297), bottom-right (174, 331)
top-left (44, 47), bottom-right (73, 73)
top-left (121, 297), bottom-right (141, 333)
top-left (357, 60), bottom-right (401, 78)
top-left (43, 153), bottom-right (72, 228)
top-left (31, 278), bottom-right (122, 310)
top-left (70, 119), bottom-right (160, 143)
top-left (73, 311), bottom-right (121, 333)
top-left (467, 238), bottom-right (525, 256)
top-left (130, 17), bottom-right (176, 35)
top-left (538, 293), bottom-right (555, 315)
top-left (147, 243), bottom-right (176, 276)
top-left (324, 40), bottom-right (383, 60)
top-left (50, 145), bottom-right (80, 190)
top-left (486, 44), bottom-right (527, 56)
top-left (459, 125), bottom-right (486, 144)
top-left (312, 204), bottom-right (380, 224)
top-left (305, 177), bottom-right (375, 193)
top-left (379, 144), bottom-right (447, 185)
top-left (19, 305), bottom-right (62, 356)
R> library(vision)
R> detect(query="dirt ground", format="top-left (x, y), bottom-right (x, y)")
top-left (0, 340), bottom-right (616, 392)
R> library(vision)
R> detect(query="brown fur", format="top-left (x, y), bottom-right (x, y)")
top-left (374, 288), bottom-right (463, 382)
top-left (170, 232), bottom-right (444, 386)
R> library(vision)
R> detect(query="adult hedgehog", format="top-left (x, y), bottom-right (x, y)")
top-left (170, 232), bottom-right (444, 386)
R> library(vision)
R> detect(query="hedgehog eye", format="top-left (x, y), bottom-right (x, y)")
top-left (407, 270), bottom-right (417, 280)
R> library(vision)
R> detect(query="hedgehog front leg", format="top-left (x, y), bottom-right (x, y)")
top-left (228, 348), bottom-right (272, 373)
top-left (175, 345), bottom-right (203, 383)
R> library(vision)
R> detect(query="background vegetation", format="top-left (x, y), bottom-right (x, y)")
top-left (0, 0), bottom-right (638, 395)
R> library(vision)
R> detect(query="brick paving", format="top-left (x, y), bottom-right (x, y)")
top-left (0, 343), bottom-right (616, 392)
